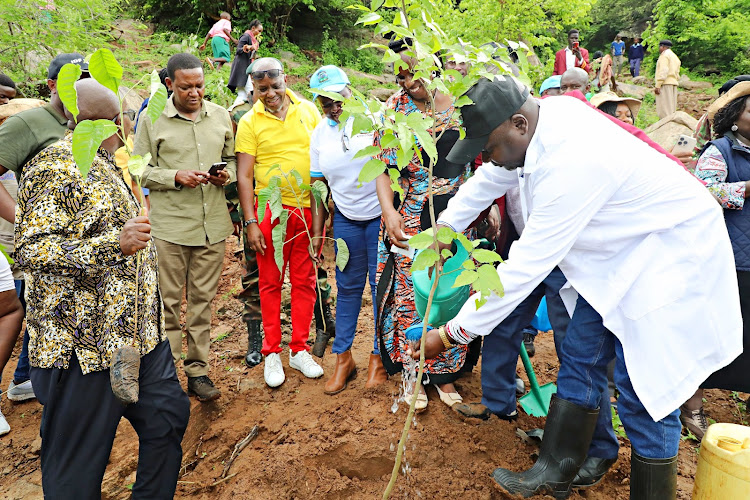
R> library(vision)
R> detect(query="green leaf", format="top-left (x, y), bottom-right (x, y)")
top-left (462, 259), bottom-right (475, 270)
top-left (271, 210), bottom-right (289, 273)
top-left (396, 146), bottom-right (411, 169)
top-left (380, 132), bottom-right (400, 149)
top-left (311, 179), bottom-right (328, 205)
top-left (358, 158), bottom-right (386, 184)
top-left (477, 263), bottom-right (504, 297)
top-left (454, 269), bottom-right (478, 288)
top-left (351, 113), bottom-right (373, 135)
top-left (88, 48), bottom-right (123, 95)
top-left (436, 226), bottom-right (455, 244)
top-left (289, 169), bottom-right (303, 189)
top-left (411, 248), bottom-right (439, 272)
top-left (408, 229), bottom-right (435, 250)
top-left (57, 63), bottom-right (81, 123)
top-left (454, 95), bottom-right (474, 107)
top-left (455, 232), bottom-right (472, 252)
top-left (414, 128), bottom-right (438, 165)
top-left (127, 153), bottom-right (151, 178)
top-left (441, 248), bottom-right (453, 260)
top-left (371, 0), bottom-right (384, 10)
top-left (72, 119), bottom-right (118, 177)
top-left (335, 238), bottom-right (349, 271)
top-left (352, 145), bottom-right (381, 160)
top-left (146, 70), bottom-right (167, 124)
top-left (472, 248), bottom-right (503, 264)
top-left (256, 181), bottom-right (275, 223)
top-left (474, 296), bottom-right (488, 309)
top-left (268, 188), bottom-right (283, 223)
top-left (356, 12), bottom-right (382, 26)
top-left (0, 243), bottom-right (14, 266)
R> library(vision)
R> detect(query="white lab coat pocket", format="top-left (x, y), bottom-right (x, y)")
top-left (611, 232), bottom-right (686, 321)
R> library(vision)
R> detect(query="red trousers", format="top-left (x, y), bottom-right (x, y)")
top-left (256, 204), bottom-right (316, 355)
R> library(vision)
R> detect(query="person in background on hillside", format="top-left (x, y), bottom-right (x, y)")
top-left (235, 57), bottom-right (324, 388)
top-left (628, 37), bottom-right (645, 77)
top-left (539, 75), bottom-right (561, 97)
top-left (611, 34), bottom-right (625, 77)
top-left (0, 74), bottom-right (16, 105)
top-left (0, 53), bottom-right (89, 410)
top-left (654, 39), bottom-right (681, 119)
top-left (560, 67), bottom-right (592, 99)
top-left (134, 53), bottom-right (236, 402)
top-left (16, 79), bottom-right (189, 498)
top-left (199, 11), bottom-right (237, 71)
top-left (684, 82), bottom-right (750, 440)
top-left (0, 251), bottom-right (24, 436)
top-left (591, 51), bottom-right (613, 92)
top-left (553, 29), bottom-right (590, 76)
top-left (308, 65), bottom-right (387, 394)
top-left (228, 19), bottom-right (262, 106)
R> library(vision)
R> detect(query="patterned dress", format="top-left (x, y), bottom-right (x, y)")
top-left (374, 90), bottom-right (472, 383)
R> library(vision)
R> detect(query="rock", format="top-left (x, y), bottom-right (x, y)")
top-left (133, 60), bottom-right (157, 70)
top-left (278, 50), bottom-right (296, 62)
top-left (370, 87), bottom-right (396, 102)
top-left (0, 98), bottom-right (46, 125)
top-left (343, 68), bottom-right (389, 85)
top-left (680, 80), bottom-right (714, 90)
top-left (30, 436), bottom-right (42, 456)
top-left (119, 86), bottom-right (144, 114)
top-left (632, 76), bottom-right (652, 86)
top-left (644, 111), bottom-right (699, 150)
top-left (678, 74), bottom-right (691, 84)
top-left (617, 83), bottom-right (650, 100)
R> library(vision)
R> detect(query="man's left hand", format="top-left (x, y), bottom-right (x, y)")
top-left (208, 169), bottom-right (230, 187)
top-left (405, 328), bottom-right (447, 360)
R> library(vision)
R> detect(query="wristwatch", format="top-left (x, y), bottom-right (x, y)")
top-left (242, 218), bottom-right (258, 228)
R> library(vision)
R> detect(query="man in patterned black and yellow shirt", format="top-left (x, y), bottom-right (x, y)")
top-left (14, 79), bottom-right (190, 499)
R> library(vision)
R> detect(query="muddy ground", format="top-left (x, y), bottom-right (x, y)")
top-left (1, 237), bottom-right (748, 500)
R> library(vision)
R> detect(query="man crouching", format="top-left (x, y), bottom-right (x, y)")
top-left (14, 79), bottom-right (190, 499)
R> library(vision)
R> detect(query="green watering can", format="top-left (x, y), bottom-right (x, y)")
top-left (519, 342), bottom-right (557, 417)
top-left (412, 240), bottom-right (471, 327)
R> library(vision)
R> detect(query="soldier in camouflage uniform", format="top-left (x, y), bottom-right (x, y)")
top-left (226, 100), bottom-right (335, 366)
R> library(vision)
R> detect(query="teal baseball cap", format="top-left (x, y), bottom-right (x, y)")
top-left (539, 75), bottom-right (561, 95)
top-left (310, 65), bottom-right (350, 99)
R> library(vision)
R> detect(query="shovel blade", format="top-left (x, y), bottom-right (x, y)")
top-left (519, 382), bottom-right (557, 417)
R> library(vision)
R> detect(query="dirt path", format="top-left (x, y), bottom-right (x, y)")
top-left (1, 236), bottom-right (748, 499)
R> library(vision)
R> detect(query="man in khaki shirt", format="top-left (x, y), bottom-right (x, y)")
top-left (655, 39), bottom-right (681, 119)
top-left (134, 53), bottom-right (236, 402)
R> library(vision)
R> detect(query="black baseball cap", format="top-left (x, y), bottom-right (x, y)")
top-left (48, 53), bottom-right (89, 80)
top-left (659, 40), bottom-right (673, 47)
top-left (447, 76), bottom-right (529, 165)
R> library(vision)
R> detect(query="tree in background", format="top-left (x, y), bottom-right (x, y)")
top-left (649, 0), bottom-right (750, 75)
top-left (584, 0), bottom-right (658, 52)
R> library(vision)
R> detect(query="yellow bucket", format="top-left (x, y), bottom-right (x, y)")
top-left (693, 423), bottom-right (750, 499)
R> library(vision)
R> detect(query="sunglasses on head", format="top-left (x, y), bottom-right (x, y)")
top-left (250, 69), bottom-right (283, 80)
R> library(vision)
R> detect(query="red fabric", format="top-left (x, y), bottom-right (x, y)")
top-left (553, 48), bottom-right (590, 75)
top-left (256, 204), bottom-right (317, 355)
top-left (560, 90), bottom-right (706, 185)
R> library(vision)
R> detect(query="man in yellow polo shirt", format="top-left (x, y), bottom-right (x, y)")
top-left (235, 57), bottom-right (324, 388)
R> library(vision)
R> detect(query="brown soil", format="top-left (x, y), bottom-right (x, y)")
top-left (2, 237), bottom-right (748, 499)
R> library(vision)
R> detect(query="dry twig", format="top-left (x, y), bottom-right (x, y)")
top-left (221, 425), bottom-right (259, 478)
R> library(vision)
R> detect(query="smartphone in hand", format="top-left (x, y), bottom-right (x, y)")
top-left (208, 162), bottom-right (227, 177)
top-left (672, 135), bottom-right (697, 157)
top-left (572, 41), bottom-right (580, 50)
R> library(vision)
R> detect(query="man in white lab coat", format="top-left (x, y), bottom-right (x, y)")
top-left (409, 77), bottom-right (742, 499)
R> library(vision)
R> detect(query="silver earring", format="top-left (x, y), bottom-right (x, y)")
top-left (732, 124), bottom-right (739, 132)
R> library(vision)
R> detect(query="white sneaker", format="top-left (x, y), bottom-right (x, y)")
top-left (0, 408), bottom-right (9, 436)
top-left (264, 353), bottom-right (285, 388)
top-left (289, 350), bottom-right (324, 379)
top-left (7, 380), bottom-right (36, 402)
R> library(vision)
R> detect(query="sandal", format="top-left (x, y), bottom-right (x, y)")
top-left (435, 385), bottom-right (463, 408)
top-left (404, 389), bottom-right (428, 412)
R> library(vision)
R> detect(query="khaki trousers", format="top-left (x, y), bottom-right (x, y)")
top-left (155, 237), bottom-right (226, 377)
top-left (656, 84), bottom-right (677, 119)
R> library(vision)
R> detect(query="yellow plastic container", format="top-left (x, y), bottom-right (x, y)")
top-left (693, 423), bottom-right (750, 500)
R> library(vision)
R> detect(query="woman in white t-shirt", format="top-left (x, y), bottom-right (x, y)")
top-left (309, 66), bottom-right (386, 394)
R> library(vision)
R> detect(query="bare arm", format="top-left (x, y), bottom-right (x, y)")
top-left (0, 288), bottom-right (23, 376)
top-left (237, 152), bottom-right (265, 255)
top-left (0, 182), bottom-right (16, 223)
top-left (376, 172), bottom-right (407, 249)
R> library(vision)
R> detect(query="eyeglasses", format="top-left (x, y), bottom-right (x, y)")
top-left (250, 69), bottom-right (283, 80)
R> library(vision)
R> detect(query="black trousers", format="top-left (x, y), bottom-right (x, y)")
top-left (30, 341), bottom-right (191, 500)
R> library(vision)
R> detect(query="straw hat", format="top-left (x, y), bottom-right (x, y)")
top-left (590, 91), bottom-right (642, 119)
top-left (707, 81), bottom-right (750, 120)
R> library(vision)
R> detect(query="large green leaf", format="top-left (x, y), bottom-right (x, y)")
top-left (352, 145), bottom-right (381, 160)
top-left (476, 263), bottom-right (504, 298)
top-left (89, 48), bottom-right (123, 95)
top-left (57, 63), bottom-right (81, 123)
top-left (271, 210), bottom-right (289, 273)
top-left (408, 229), bottom-right (435, 250)
top-left (472, 248), bottom-right (503, 264)
top-left (356, 12), bottom-right (382, 25)
top-left (311, 180), bottom-right (328, 206)
top-left (146, 70), bottom-right (167, 124)
top-left (72, 119), bottom-right (118, 177)
top-left (453, 269), bottom-right (478, 288)
top-left (358, 158), bottom-right (386, 184)
top-left (289, 169), bottom-right (303, 190)
top-left (256, 177), bottom-right (279, 222)
top-left (127, 153), bottom-right (151, 178)
top-left (436, 226), bottom-right (455, 244)
top-left (411, 248), bottom-right (439, 273)
top-left (335, 237), bottom-right (349, 271)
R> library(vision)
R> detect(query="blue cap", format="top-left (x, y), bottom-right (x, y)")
top-left (539, 75), bottom-right (561, 95)
top-left (309, 65), bottom-right (350, 99)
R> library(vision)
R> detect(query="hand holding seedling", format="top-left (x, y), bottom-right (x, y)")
top-left (120, 216), bottom-right (151, 255)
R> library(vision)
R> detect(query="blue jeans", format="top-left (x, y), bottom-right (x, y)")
top-left (557, 295), bottom-right (682, 459)
top-left (331, 208), bottom-right (380, 355)
top-left (481, 267), bottom-right (570, 415)
top-left (13, 279), bottom-right (30, 384)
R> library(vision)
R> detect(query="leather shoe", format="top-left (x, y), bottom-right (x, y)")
top-left (324, 351), bottom-right (357, 395)
top-left (187, 375), bottom-right (221, 402)
top-left (572, 456), bottom-right (617, 488)
top-left (365, 353), bottom-right (387, 388)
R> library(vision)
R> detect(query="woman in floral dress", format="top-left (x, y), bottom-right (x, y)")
top-left (374, 42), bottom-right (474, 411)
